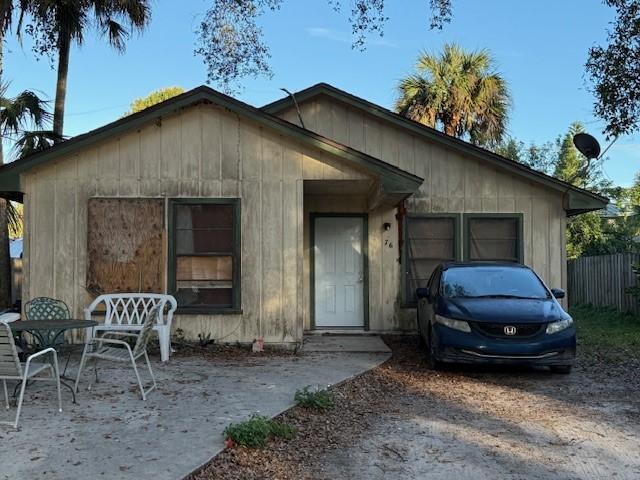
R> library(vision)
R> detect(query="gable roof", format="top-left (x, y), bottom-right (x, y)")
top-left (0, 86), bottom-right (423, 202)
top-left (262, 83), bottom-right (608, 216)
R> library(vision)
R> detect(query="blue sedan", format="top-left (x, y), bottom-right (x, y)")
top-left (416, 262), bottom-right (575, 373)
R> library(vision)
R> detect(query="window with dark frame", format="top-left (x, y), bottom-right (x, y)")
top-left (404, 215), bottom-right (458, 306)
top-left (169, 200), bottom-right (240, 312)
top-left (465, 215), bottom-right (522, 263)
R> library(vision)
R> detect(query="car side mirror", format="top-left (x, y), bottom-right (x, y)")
top-left (416, 288), bottom-right (430, 302)
top-left (551, 288), bottom-right (565, 299)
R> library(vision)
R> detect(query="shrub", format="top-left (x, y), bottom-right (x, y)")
top-left (224, 414), bottom-right (296, 448)
top-left (294, 386), bottom-right (335, 411)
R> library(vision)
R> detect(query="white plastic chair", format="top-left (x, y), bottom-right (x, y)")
top-left (84, 294), bottom-right (177, 362)
top-left (0, 322), bottom-right (62, 429)
top-left (0, 313), bottom-right (20, 323)
top-left (74, 305), bottom-right (159, 401)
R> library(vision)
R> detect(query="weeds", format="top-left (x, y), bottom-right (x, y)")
top-left (294, 386), bottom-right (335, 412)
top-left (571, 305), bottom-right (640, 360)
top-left (224, 414), bottom-right (296, 448)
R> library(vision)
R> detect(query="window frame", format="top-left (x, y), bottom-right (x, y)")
top-left (168, 198), bottom-right (242, 314)
top-left (463, 213), bottom-right (524, 263)
top-left (401, 213), bottom-right (462, 308)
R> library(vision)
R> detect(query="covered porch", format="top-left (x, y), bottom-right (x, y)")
top-left (302, 178), bottom-right (417, 334)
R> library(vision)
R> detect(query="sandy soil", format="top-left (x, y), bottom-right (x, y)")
top-left (193, 337), bottom-right (640, 480)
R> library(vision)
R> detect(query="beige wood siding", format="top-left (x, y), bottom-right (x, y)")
top-left (278, 96), bottom-right (568, 330)
top-left (22, 104), bottom-right (373, 345)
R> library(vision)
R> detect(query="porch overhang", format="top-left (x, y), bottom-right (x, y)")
top-left (565, 189), bottom-right (609, 216)
top-left (304, 178), bottom-right (420, 210)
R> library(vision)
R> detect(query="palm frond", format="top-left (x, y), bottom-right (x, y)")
top-left (396, 43), bottom-right (510, 146)
top-left (11, 130), bottom-right (60, 160)
top-left (6, 201), bottom-right (22, 238)
top-left (0, 88), bottom-right (51, 136)
top-left (101, 18), bottom-right (128, 51)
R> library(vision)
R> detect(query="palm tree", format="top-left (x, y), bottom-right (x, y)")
top-left (395, 44), bottom-right (510, 148)
top-left (0, 84), bottom-right (52, 307)
top-left (0, 2), bottom-right (54, 307)
top-left (24, 0), bottom-right (151, 139)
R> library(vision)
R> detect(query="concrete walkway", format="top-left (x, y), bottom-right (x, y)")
top-left (0, 342), bottom-right (390, 480)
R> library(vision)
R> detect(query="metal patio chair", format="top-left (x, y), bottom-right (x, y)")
top-left (24, 297), bottom-right (73, 373)
top-left (74, 305), bottom-right (159, 401)
top-left (24, 297), bottom-right (71, 322)
top-left (0, 322), bottom-right (62, 429)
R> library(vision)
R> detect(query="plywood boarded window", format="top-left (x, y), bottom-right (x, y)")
top-left (87, 198), bottom-right (164, 295)
top-left (464, 214), bottom-right (523, 263)
top-left (169, 199), bottom-right (241, 311)
top-left (404, 215), bottom-right (459, 305)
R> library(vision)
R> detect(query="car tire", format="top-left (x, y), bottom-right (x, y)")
top-left (550, 365), bottom-right (572, 374)
top-left (426, 325), bottom-right (442, 370)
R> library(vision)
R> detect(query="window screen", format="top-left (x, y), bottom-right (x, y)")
top-left (466, 216), bottom-right (521, 262)
top-left (405, 215), bottom-right (457, 305)
top-left (170, 200), bottom-right (240, 311)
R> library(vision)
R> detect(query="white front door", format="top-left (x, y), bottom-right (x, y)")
top-left (313, 216), bottom-right (365, 328)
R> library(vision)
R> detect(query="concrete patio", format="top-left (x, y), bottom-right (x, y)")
top-left (0, 337), bottom-right (390, 480)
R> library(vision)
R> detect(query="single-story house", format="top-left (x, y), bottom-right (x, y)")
top-left (0, 83), bottom-right (607, 347)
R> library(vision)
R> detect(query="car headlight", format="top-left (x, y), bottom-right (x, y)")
top-left (434, 314), bottom-right (471, 333)
top-left (546, 317), bottom-right (574, 334)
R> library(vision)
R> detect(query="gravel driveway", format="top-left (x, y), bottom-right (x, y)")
top-left (201, 337), bottom-right (640, 480)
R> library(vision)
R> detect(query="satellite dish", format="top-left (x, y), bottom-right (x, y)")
top-left (573, 133), bottom-right (601, 159)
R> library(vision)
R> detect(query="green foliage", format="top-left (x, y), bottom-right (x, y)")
top-left (8, 202), bottom-right (22, 239)
top-left (0, 84), bottom-right (56, 161)
top-left (566, 211), bottom-right (639, 259)
top-left (124, 87), bottom-right (185, 115)
top-left (20, 1), bottom-right (152, 60)
top-left (19, 0), bottom-right (152, 137)
top-left (294, 386), bottom-right (335, 411)
top-left (494, 137), bottom-right (557, 174)
top-left (571, 305), bottom-right (640, 359)
top-left (196, 0), bottom-right (454, 92)
top-left (586, 0), bottom-right (640, 137)
top-left (224, 414), bottom-right (296, 447)
top-left (395, 44), bottom-right (510, 148)
top-left (566, 212), bottom-right (605, 259)
top-left (268, 419), bottom-right (297, 440)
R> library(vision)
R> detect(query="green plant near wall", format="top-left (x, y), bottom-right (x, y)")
top-left (294, 386), bottom-right (336, 412)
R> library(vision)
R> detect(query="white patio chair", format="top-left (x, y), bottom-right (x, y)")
top-left (74, 305), bottom-right (159, 401)
top-left (85, 294), bottom-right (177, 362)
top-left (0, 322), bottom-right (62, 429)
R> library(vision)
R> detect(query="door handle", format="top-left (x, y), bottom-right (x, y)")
top-left (358, 273), bottom-right (364, 283)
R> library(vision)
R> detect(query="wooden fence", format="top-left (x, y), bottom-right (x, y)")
top-left (567, 253), bottom-right (639, 314)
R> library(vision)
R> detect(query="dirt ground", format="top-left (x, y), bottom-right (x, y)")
top-left (192, 336), bottom-right (640, 480)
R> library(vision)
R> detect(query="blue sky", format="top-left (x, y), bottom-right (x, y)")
top-left (6, 0), bottom-right (637, 186)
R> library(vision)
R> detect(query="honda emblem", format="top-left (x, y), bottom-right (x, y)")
top-left (504, 326), bottom-right (517, 336)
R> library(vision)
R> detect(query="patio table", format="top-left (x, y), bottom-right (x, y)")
top-left (10, 319), bottom-right (98, 403)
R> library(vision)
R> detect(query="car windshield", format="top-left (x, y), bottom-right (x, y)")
top-left (441, 266), bottom-right (550, 299)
